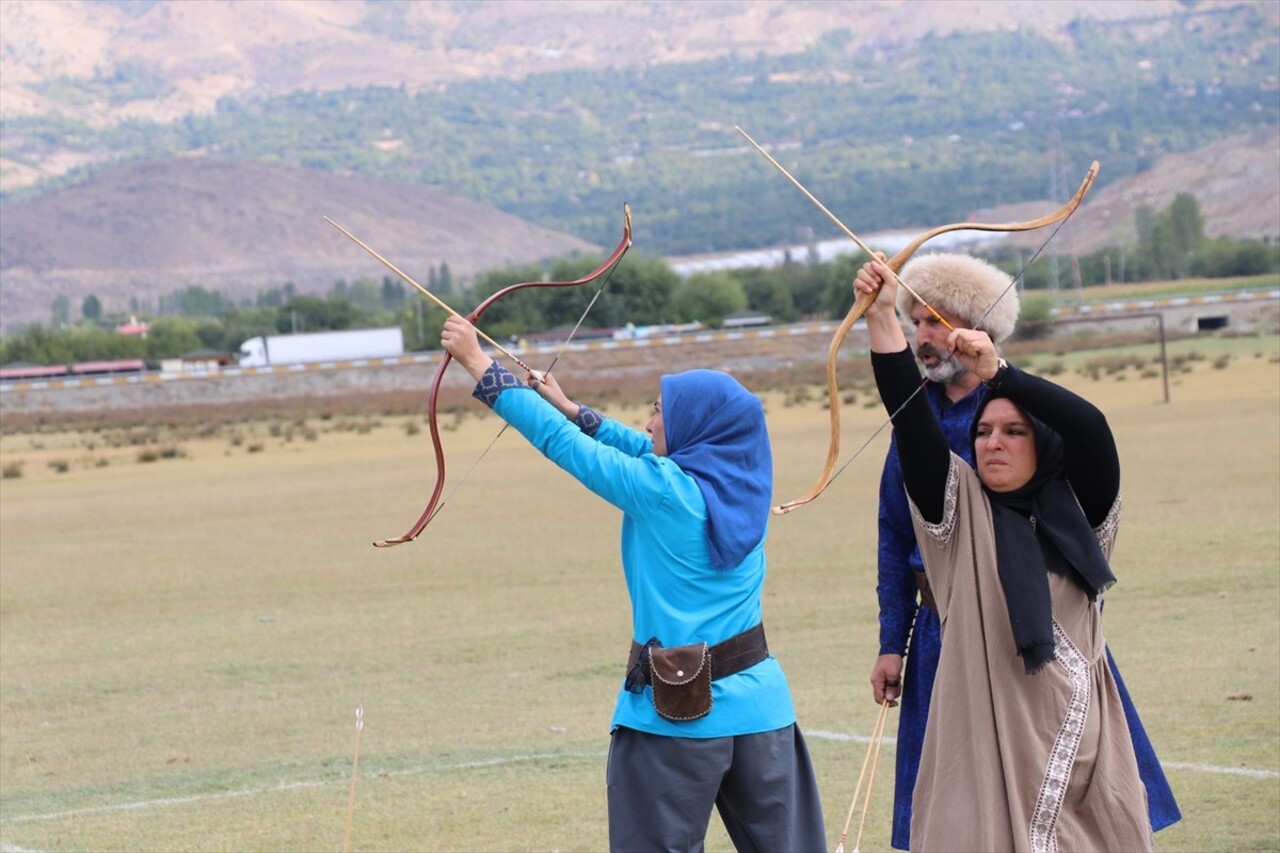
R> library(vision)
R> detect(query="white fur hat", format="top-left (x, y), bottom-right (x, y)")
top-left (895, 253), bottom-right (1019, 343)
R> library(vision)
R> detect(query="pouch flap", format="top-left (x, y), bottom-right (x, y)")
top-left (649, 642), bottom-right (709, 686)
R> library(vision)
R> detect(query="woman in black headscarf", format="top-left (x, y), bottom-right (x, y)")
top-left (855, 259), bottom-right (1158, 853)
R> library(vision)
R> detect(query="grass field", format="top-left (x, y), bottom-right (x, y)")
top-left (1, 333), bottom-right (1277, 852)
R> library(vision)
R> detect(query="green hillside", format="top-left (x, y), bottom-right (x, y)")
top-left (2, 3), bottom-right (1276, 254)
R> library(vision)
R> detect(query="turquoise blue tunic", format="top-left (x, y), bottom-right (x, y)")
top-left (487, 380), bottom-right (796, 738)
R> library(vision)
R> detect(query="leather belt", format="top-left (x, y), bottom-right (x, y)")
top-left (625, 622), bottom-right (768, 692)
top-left (915, 570), bottom-right (939, 613)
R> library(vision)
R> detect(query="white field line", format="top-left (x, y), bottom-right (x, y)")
top-left (0, 750), bottom-right (603, 826)
top-left (1162, 761), bottom-right (1280, 780)
top-left (806, 730), bottom-right (1280, 780)
top-left (808, 728), bottom-right (898, 746)
top-left (3, 740), bottom-right (1276, 829)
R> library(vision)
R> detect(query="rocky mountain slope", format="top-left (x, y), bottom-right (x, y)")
top-left (0, 158), bottom-right (600, 328)
top-left (0, 0), bottom-right (1274, 330)
top-left (1, 124), bottom-right (1275, 331)
top-left (0, 1), bottom-right (1196, 130)
top-left (980, 127), bottom-right (1280, 254)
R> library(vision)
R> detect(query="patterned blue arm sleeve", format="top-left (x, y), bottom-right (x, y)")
top-left (473, 363), bottom-right (666, 517)
top-left (470, 362), bottom-right (651, 454)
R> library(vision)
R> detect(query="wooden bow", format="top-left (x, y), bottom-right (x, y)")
top-left (737, 129), bottom-right (1098, 513)
top-left (334, 205), bottom-right (632, 548)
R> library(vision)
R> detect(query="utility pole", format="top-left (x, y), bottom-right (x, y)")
top-left (1047, 159), bottom-right (1060, 293)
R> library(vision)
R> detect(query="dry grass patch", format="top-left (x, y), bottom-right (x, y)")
top-left (0, 334), bottom-right (1276, 851)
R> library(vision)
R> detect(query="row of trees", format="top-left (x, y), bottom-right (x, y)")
top-left (3, 197), bottom-right (1275, 368)
top-left (988, 193), bottom-right (1279, 290)
top-left (0, 250), bottom-right (838, 366)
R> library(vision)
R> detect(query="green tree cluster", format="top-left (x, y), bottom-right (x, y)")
top-left (992, 194), bottom-right (1279, 288)
top-left (6, 213), bottom-right (1275, 368)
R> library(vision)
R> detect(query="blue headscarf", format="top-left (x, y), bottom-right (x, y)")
top-left (661, 370), bottom-right (772, 570)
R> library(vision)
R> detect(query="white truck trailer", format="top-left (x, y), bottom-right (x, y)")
top-left (238, 327), bottom-right (405, 367)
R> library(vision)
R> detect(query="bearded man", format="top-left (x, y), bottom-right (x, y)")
top-left (867, 253), bottom-right (1180, 850)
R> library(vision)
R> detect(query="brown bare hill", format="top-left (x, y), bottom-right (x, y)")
top-left (976, 127), bottom-right (1280, 255)
top-left (0, 158), bottom-right (602, 329)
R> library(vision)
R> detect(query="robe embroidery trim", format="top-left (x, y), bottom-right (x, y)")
top-left (1029, 620), bottom-right (1091, 853)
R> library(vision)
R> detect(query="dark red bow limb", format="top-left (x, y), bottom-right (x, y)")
top-left (373, 204), bottom-right (633, 548)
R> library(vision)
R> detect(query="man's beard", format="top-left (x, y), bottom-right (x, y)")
top-left (917, 343), bottom-right (969, 385)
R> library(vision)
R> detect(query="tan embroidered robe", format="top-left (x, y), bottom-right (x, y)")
top-left (907, 454), bottom-right (1154, 853)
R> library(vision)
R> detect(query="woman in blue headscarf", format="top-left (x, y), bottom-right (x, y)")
top-left (442, 316), bottom-right (825, 853)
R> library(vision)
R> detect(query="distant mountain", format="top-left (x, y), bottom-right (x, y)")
top-left (0, 0), bottom-right (1202, 136)
top-left (3, 0), bottom-right (1274, 254)
top-left (0, 0), bottom-right (1276, 330)
top-left (0, 158), bottom-right (601, 330)
top-left (3, 127), bottom-right (1273, 333)
top-left (975, 127), bottom-right (1280, 254)
top-left (671, 127), bottom-right (1280, 269)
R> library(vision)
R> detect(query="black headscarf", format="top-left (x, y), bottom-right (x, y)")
top-left (973, 391), bottom-right (1117, 674)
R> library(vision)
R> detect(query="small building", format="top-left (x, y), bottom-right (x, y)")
top-left (115, 316), bottom-right (150, 338)
top-left (160, 349), bottom-right (237, 375)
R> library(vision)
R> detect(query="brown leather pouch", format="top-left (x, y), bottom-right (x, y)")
top-left (648, 642), bottom-right (712, 721)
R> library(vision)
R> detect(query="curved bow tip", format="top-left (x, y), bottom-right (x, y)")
top-left (771, 499), bottom-right (809, 516)
top-left (1082, 160), bottom-right (1100, 192)
top-left (373, 536), bottom-right (414, 548)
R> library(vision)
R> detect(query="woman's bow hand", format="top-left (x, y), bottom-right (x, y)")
top-left (441, 315), bottom-right (493, 380)
top-left (947, 328), bottom-right (1002, 380)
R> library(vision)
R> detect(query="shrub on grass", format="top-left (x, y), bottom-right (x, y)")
top-left (1039, 361), bottom-right (1066, 376)
top-left (783, 385), bottom-right (814, 408)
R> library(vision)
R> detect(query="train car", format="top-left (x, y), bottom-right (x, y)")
top-left (68, 359), bottom-right (148, 377)
top-left (0, 363), bottom-right (71, 381)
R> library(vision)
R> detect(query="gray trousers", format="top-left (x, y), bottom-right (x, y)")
top-left (606, 723), bottom-right (826, 853)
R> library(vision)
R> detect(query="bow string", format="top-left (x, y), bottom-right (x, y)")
top-left (736, 127), bottom-right (1098, 513)
top-left (329, 205), bottom-right (633, 547)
